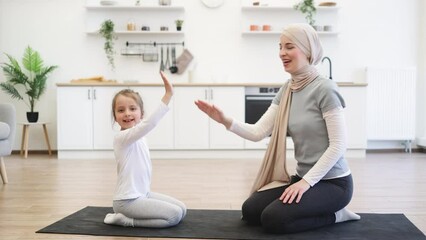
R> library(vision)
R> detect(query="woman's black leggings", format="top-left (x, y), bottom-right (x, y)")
top-left (242, 174), bottom-right (353, 234)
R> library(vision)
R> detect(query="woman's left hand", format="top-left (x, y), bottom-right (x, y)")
top-left (279, 179), bottom-right (311, 204)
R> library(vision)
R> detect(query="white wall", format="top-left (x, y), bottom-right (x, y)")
top-left (0, 0), bottom-right (422, 150)
top-left (417, 0), bottom-right (426, 147)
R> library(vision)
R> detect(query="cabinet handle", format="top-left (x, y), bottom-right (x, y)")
top-left (210, 89), bottom-right (213, 100)
top-left (205, 89), bottom-right (208, 100)
top-left (94, 89), bottom-right (97, 100)
top-left (88, 89), bottom-right (91, 100)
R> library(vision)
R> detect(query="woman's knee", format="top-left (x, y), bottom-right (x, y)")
top-left (242, 198), bottom-right (261, 225)
top-left (261, 207), bottom-right (292, 234)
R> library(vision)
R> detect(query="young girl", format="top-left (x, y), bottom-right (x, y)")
top-left (104, 72), bottom-right (186, 228)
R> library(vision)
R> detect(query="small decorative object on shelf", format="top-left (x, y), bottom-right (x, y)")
top-left (250, 25), bottom-right (260, 31)
top-left (175, 19), bottom-right (184, 31)
top-left (262, 25), bottom-right (271, 31)
top-left (323, 25), bottom-right (333, 31)
top-left (252, 1), bottom-right (260, 6)
top-left (127, 19), bottom-right (136, 31)
top-left (135, 0), bottom-right (141, 6)
top-left (318, 1), bottom-right (336, 7)
top-left (100, 0), bottom-right (117, 6)
top-left (294, 0), bottom-right (316, 26)
top-left (99, 19), bottom-right (117, 70)
top-left (0, 46), bottom-right (58, 123)
top-left (159, 0), bottom-right (171, 6)
top-left (313, 25), bottom-right (323, 31)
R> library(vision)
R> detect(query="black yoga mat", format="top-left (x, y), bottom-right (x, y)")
top-left (37, 206), bottom-right (426, 240)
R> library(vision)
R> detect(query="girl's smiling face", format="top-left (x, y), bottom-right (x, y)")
top-left (114, 95), bottom-right (143, 130)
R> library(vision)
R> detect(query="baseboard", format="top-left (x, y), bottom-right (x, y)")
top-left (366, 148), bottom-right (424, 153)
top-left (13, 149), bottom-right (424, 158)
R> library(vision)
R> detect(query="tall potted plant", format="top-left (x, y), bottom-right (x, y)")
top-left (294, 0), bottom-right (316, 26)
top-left (0, 46), bottom-right (58, 122)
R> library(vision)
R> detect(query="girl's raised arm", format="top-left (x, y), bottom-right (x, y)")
top-left (160, 71), bottom-right (173, 105)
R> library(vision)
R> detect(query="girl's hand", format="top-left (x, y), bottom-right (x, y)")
top-left (194, 100), bottom-right (232, 129)
top-left (279, 179), bottom-right (310, 204)
top-left (160, 71), bottom-right (173, 105)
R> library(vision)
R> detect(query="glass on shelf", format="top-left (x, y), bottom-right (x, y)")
top-left (127, 19), bottom-right (136, 31)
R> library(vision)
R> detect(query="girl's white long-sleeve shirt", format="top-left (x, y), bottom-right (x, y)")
top-left (113, 102), bottom-right (169, 201)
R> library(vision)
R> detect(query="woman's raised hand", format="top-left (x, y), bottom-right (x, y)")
top-left (194, 100), bottom-right (232, 129)
top-left (160, 71), bottom-right (173, 105)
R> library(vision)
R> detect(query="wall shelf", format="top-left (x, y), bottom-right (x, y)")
top-left (86, 5), bottom-right (185, 11)
top-left (85, 3), bottom-right (185, 37)
top-left (241, 4), bottom-right (340, 37)
top-left (242, 31), bottom-right (339, 36)
top-left (86, 30), bottom-right (185, 35)
top-left (241, 6), bottom-right (340, 11)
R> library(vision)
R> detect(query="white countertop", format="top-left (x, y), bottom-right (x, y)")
top-left (57, 82), bottom-right (367, 87)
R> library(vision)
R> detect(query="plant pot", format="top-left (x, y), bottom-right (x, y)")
top-left (176, 26), bottom-right (182, 31)
top-left (26, 112), bottom-right (39, 123)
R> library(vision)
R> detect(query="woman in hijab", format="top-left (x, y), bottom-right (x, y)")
top-left (195, 23), bottom-right (360, 234)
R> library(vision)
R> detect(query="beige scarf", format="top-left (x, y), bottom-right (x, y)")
top-left (250, 24), bottom-right (323, 194)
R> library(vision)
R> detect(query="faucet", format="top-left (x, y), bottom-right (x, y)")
top-left (321, 56), bottom-right (332, 80)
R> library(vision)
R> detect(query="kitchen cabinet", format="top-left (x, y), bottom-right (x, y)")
top-left (57, 86), bottom-right (121, 150)
top-left (133, 86), bottom-right (174, 149)
top-left (85, 1), bottom-right (185, 36)
top-left (174, 86), bottom-right (245, 149)
top-left (56, 84), bottom-right (366, 159)
top-left (57, 85), bottom-right (244, 153)
top-left (340, 87), bottom-right (367, 149)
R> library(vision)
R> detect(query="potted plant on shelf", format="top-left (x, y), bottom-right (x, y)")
top-left (99, 19), bottom-right (117, 70)
top-left (175, 19), bottom-right (184, 31)
top-left (0, 46), bottom-right (58, 123)
top-left (294, 0), bottom-right (316, 26)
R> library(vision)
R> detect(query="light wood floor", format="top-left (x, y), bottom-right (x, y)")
top-left (0, 152), bottom-right (425, 239)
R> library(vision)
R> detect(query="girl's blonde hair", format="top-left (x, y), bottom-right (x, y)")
top-left (111, 89), bottom-right (144, 122)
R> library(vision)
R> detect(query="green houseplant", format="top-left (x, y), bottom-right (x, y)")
top-left (175, 19), bottom-right (184, 31)
top-left (99, 19), bottom-right (117, 70)
top-left (294, 0), bottom-right (316, 26)
top-left (0, 46), bottom-right (58, 122)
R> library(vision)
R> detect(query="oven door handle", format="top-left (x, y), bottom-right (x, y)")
top-left (245, 96), bottom-right (274, 101)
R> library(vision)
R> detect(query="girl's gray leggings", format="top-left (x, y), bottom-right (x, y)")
top-left (113, 192), bottom-right (187, 228)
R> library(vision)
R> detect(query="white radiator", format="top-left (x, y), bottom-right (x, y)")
top-left (366, 67), bottom-right (416, 141)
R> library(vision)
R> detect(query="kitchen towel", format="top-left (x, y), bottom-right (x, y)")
top-left (176, 49), bottom-right (193, 74)
top-left (36, 206), bottom-right (426, 240)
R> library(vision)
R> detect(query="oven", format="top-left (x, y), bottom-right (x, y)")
top-left (245, 87), bottom-right (280, 124)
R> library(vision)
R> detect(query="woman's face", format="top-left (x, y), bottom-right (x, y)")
top-left (114, 95), bottom-right (143, 130)
top-left (279, 35), bottom-right (309, 74)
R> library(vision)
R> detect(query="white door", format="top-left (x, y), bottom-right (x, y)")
top-left (209, 87), bottom-right (245, 149)
top-left (92, 87), bottom-right (122, 149)
top-left (174, 87), bottom-right (209, 149)
top-left (57, 87), bottom-right (93, 149)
